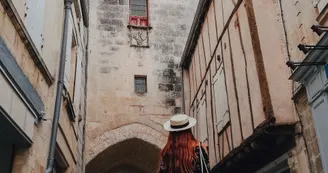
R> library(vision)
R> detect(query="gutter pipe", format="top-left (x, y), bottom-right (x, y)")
top-left (80, 0), bottom-right (89, 27)
top-left (44, 0), bottom-right (73, 172)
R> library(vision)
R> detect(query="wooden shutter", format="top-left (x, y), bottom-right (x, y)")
top-left (311, 95), bottom-right (328, 172)
top-left (73, 48), bottom-right (83, 116)
top-left (213, 66), bottom-right (229, 133)
top-left (25, 0), bottom-right (46, 52)
top-left (64, 14), bottom-right (74, 90)
top-left (198, 97), bottom-right (208, 143)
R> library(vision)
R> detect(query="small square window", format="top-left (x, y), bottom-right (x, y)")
top-left (134, 75), bottom-right (147, 93)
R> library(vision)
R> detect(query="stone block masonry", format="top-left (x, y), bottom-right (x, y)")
top-left (85, 0), bottom-right (199, 171)
top-left (290, 88), bottom-right (324, 173)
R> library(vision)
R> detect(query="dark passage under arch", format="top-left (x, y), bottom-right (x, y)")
top-left (86, 138), bottom-right (161, 173)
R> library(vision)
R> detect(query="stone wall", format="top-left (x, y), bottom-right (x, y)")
top-left (0, 0), bottom-right (88, 172)
top-left (289, 88), bottom-right (324, 173)
top-left (278, 0), bottom-right (324, 172)
top-left (85, 0), bottom-right (199, 166)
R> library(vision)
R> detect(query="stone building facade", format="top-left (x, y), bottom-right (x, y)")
top-left (84, 0), bottom-right (199, 172)
top-left (180, 0), bottom-right (327, 172)
top-left (0, 0), bottom-right (88, 172)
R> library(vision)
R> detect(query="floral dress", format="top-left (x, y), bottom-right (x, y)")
top-left (159, 145), bottom-right (210, 173)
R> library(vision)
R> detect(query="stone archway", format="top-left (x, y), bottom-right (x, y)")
top-left (85, 123), bottom-right (168, 173)
top-left (85, 138), bottom-right (162, 173)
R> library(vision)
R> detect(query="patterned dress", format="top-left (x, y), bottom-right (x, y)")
top-left (159, 145), bottom-right (210, 173)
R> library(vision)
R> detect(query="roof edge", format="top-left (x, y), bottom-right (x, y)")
top-left (179, 0), bottom-right (210, 68)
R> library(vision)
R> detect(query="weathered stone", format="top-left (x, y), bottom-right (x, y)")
top-left (85, 0), bottom-right (198, 171)
top-left (104, 0), bottom-right (118, 5)
top-left (118, 0), bottom-right (126, 5)
top-left (0, 1), bottom-right (88, 172)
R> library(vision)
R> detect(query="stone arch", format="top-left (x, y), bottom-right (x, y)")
top-left (85, 123), bottom-right (167, 164)
top-left (85, 137), bottom-right (162, 173)
top-left (87, 114), bottom-right (169, 141)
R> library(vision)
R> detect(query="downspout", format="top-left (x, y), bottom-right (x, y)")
top-left (181, 68), bottom-right (185, 114)
top-left (44, 0), bottom-right (73, 172)
top-left (80, 0), bottom-right (89, 27)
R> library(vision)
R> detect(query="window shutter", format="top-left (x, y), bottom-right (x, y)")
top-left (64, 14), bottom-right (74, 90)
top-left (198, 98), bottom-right (207, 143)
top-left (311, 95), bottom-right (328, 172)
top-left (318, 0), bottom-right (328, 13)
top-left (25, 0), bottom-right (46, 52)
top-left (73, 49), bottom-right (83, 115)
top-left (213, 67), bottom-right (229, 133)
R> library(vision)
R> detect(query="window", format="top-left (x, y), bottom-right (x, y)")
top-left (24, 0), bottom-right (46, 52)
top-left (10, 0), bottom-right (46, 52)
top-left (64, 14), bottom-right (74, 91)
top-left (134, 76), bottom-right (147, 93)
top-left (69, 37), bottom-right (77, 100)
top-left (212, 66), bottom-right (229, 133)
top-left (197, 96), bottom-right (208, 144)
top-left (129, 0), bottom-right (148, 26)
top-left (64, 13), bottom-right (80, 102)
top-left (63, 12), bottom-right (82, 120)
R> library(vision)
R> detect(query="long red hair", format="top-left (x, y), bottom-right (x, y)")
top-left (160, 129), bottom-right (197, 173)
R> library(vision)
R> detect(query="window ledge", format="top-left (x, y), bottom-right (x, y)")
top-left (127, 24), bottom-right (153, 30)
top-left (130, 45), bottom-right (150, 48)
top-left (135, 91), bottom-right (147, 96)
top-left (1, 0), bottom-right (54, 86)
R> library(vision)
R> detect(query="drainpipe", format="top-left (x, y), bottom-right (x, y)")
top-left (80, 0), bottom-right (89, 27)
top-left (181, 68), bottom-right (185, 114)
top-left (44, 0), bottom-right (73, 172)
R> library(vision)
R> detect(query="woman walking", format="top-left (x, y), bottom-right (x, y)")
top-left (159, 114), bottom-right (210, 173)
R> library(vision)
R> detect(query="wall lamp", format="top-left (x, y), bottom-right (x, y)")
top-left (297, 44), bottom-right (328, 54)
top-left (311, 25), bottom-right (328, 36)
top-left (286, 61), bottom-right (326, 70)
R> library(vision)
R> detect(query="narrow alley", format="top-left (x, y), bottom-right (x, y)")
top-left (0, 0), bottom-right (328, 173)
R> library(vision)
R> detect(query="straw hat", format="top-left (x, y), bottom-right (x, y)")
top-left (163, 114), bottom-right (197, 132)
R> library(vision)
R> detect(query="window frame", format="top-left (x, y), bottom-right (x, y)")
top-left (134, 75), bottom-right (147, 94)
top-left (129, 0), bottom-right (149, 26)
